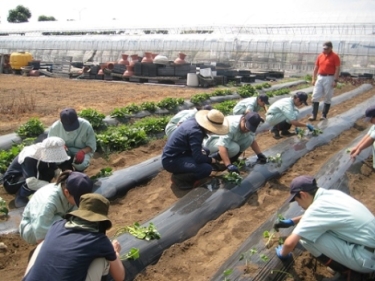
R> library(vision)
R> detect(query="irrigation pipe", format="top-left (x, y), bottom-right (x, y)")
top-left (108, 94), bottom-right (375, 281)
top-left (210, 130), bottom-right (372, 281)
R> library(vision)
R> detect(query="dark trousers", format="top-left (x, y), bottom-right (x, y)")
top-left (3, 175), bottom-right (25, 194)
top-left (273, 120), bottom-right (292, 131)
top-left (162, 156), bottom-right (212, 181)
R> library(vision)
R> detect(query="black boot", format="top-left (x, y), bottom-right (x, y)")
top-left (309, 102), bottom-right (319, 121)
top-left (321, 103), bottom-right (331, 120)
top-left (271, 127), bottom-right (281, 139)
top-left (171, 173), bottom-right (195, 190)
top-left (15, 186), bottom-right (33, 208)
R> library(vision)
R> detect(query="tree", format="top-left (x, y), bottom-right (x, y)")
top-left (7, 5), bottom-right (31, 23)
top-left (38, 15), bottom-right (56, 22)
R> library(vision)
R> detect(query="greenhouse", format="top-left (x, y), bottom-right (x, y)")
top-left (1, 3), bottom-right (374, 76)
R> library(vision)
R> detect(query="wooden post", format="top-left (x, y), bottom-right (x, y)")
top-left (0, 54), bottom-right (4, 74)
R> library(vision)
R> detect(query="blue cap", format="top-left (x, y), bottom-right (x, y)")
top-left (244, 112), bottom-right (264, 133)
top-left (364, 105), bottom-right (375, 122)
top-left (290, 175), bottom-right (317, 201)
top-left (295, 92), bottom-right (308, 106)
top-left (60, 108), bottom-right (79, 131)
top-left (66, 172), bottom-right (93, 206)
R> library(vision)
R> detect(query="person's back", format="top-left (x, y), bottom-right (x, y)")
top-left (266, 97), bottom-right (298, 126)
top-left (165, 108), bottom-right (197, 138)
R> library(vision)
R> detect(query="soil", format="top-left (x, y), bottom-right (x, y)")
top-left (0, 75), bottom-right (374, 281)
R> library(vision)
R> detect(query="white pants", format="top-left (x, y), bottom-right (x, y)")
top-left (25, 241), bottom-right (110, 280)
top-left (300, 232), bottom-right (375, 273)
top-left (312, 75), bottom-right (335, 104)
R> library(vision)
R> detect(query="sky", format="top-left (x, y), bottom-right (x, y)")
top-left (0, 0), bottom-right (374, 26)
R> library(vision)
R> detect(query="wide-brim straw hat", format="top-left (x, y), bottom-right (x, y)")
top-left (39, 136), bottom-right (70, 163)
top-left (195, 109), bottom-right (229, 135)
top-left (66, 193), bottom-right (112, 230)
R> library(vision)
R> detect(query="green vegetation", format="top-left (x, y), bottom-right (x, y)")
top-left (0, 197), bottom-right (9, 216)
top-left (237, 84), bottom-right (258, 98)
top-left (114, 222), bottom-right (161, 241)
top-left (90, 167), bottom-right (113, 180)
top-left (190, 93), bottom-right (211, 105)
top-left (120, 247), bottom-right (140, 260)
top-left (213, 100), bottom-right (237, 115)
top-left (132, 116), bottom-right (170, 135)
top-left (0, 139), bottom-right (34, 173)
top-left (16, 118), bottom-right (45, 139)
top-left (221, 172), bottom-right (243, 184)
top-left (222, 269), bottom-right (233, 281)
top-left (78, 108), bottom-right (105, 130)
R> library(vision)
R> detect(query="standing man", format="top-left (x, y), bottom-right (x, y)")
top-left (48, 108), bottom-right (96, 172)
top-left (162, 109), bottom-right (229, 190)
top-left (204, 112), bottom-right (267, 173)
top-left (309, 41), bottom-right (341, 121)
top-left (265, 92), bottom-right (314, 139)
top-left (232, 94), bottom-right (269, 115)
top-left (350, 105), bottom-right (375, 168)
top-left (274, 175), bottom-right (375, 281)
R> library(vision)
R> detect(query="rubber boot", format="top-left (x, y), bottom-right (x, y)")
top-left (271, 127), bottom-right (281, 139)
top-left (321, 103), bottom-right (331, 120)
top-left (15, 185), bottom-right (33, 208)
top-left (309, 102), bottom-right (319, 121)
top-left (171, 173), bottom-right (195, 190)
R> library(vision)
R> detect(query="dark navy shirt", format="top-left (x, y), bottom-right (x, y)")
top-left (23, 219), bottom-right (116, 281)
top-left (162, 118), bottom-right (211, 164)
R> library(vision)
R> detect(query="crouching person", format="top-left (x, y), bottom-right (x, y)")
top-left (23, 193), bottom-right (125, 281)
top-left (274, 175), bottom-right (375, 281)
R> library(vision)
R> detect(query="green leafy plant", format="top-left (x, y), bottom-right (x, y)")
top-left (270, 269), bottom-right (293, 278)
top-left (222, 269), bottom-right (233, 281)
top-left (190, 93), bottom-right (210, 105)
top-left (156, 97), bottom-right (184, 110)
top-left (132, 116), bottom-right (171, 134)
top-left (311, 128), bottom-right (323, 136)
top-left (115, 222), bottom-right (161, 241)
top-left (120, 247), bottom-right (140, 260)
top-left (267, 153), bottom-right (282, 165)
top-left (277, 214), bottom-right (285, 220)
top-left (0, 139), bottom-right (34, 173)
top-left (221, 172), bottom-right (242, 184)
top-left (304, 74), bottom-right (312, 82)
top-left (78, 108), bottom-right (105, 130)
top-left (211, 89), bottom-right (233, 96)
top-left (90, 167), bottom-right (113, 180)
top-left (260, 254), bottom-right (269, 262)
top-left (278, 237), bottom-right (284, 245)
top-left (296, 128), bottom-right (305, 139)
top-left (237, 84), bottom-right (257, 98)
top-left (213, 100), bottom-right (237, 115)
top-left (140, 101), bottom-right (157, 112)
top-left (239, 248), bottom-right (258, 266)
top-left (346, 148), bottom-right (351, 153)
top-left (16, 117), bottom-right (45, 139)
top-left (233, 158), bottom-right (246, 170)
top-left (0, 197), bottom-right (9, 216)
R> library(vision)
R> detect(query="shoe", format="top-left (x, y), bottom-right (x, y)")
top-left (192, 177), bottom-right (210, 188)
top-left (320, 115), bottom-right (327, 121)
top-left (171, 174), bottom-right (194, 190)
top-left (308, 116), bottom-right (317, 121)
top-left (15, 194), bottom-right (29, 208)
top-left (211, 163), bottom-right (227, 171)
top-left (270, 128), bottom-right (281, 139)
top-left (281, 130), bottom-right (293, 136)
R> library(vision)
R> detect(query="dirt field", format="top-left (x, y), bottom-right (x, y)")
top-left (0, 75), bottom-right (374, 281)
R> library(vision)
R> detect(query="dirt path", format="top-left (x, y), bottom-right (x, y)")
top-left (0, 75), bottom-right (373, 281)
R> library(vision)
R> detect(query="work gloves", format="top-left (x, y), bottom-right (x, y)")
top-left (256, 153), bottom-right (267, 164)
top-left (74, 150), bottom-right (85, 164)
top-left (227, 164), bottom-right (240, 174)
top-left (274, 219), bottom-right (294, 232)
top-left (306, 124), bottom-right (315, 132)
top-left (275, 245), bottom-right (292, 261)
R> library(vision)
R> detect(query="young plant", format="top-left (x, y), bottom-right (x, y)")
top-left (120, 247), bottom-right (140, 260)
top-left (115, 222), bottom-right (161, 241)
top-left (267, 153), bottom-right (282, 165)
top-left (239, 248), bottom-right (258, 266)
top-left (263, 230), bottom-right (276, 248)
top-left (346, 148), bottom-right (352, 153)
top-left (311, 128), bottom-right (323, 136)
top-left (0, 197), bottom-right (9, 216)
top-left (16, 117), bottom-right (45, 139)
top-left (221, 172), bottom-right (242, 184)
top-left (213, 100), bottom-right (237, 115)
top-left (270, 269), bottom-right (293, 279)
top-left (78, 108), bottom-right (105, 130)
top-left (260, 254), bottom-right (269, 262)
top-left (90, 167), bottom-right (113, 180)
top-left (140, 101), bottom-right (157, 112)
top-left (277, 214), bottom-right (285, 220)
top-left (233, 158), bottom-right (246, 170)
top-left (222, 268), bottom-right (233, 281)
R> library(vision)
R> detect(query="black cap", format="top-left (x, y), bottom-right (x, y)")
top-left (364, 105), bottom-right (375, 122)
top-left (60, 108), bottom-right (79, 132)
top-left (65, 172), bottom-right (93, 206)
top-left (290, 175), bottom-right (317, 201)
top-left (258, 94), bottom-right (270, 105)
top-left (244, 112), bottom-right (264, 133)
top-left (295, 92), bottom-right (308, 106)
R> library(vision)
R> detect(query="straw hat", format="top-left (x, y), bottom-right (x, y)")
top-left (195, 109), bottom-right (229, 135)
top-left (39, 137), bottom-right (70, 163)
top-left (66, 193), bottom-right (112, 230)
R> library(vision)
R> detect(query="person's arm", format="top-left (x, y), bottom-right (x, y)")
top-left (280, 233), bottom-right (301, 256)
top-left (290, 120), bottom-right (309, 128)
top-left (291, 215), bottom-right (303, 224)
top-left (312, 65), bottom-right (319, 86)
top-left (218, 145), bottom-right (231, 166)
top-left (109, 240), bottom-right (125, 281)
top-left (350, 134), bottom-right (374, 158)
top-left (250, 140), bottom-right (262, 155)
top-left (333, 65), bottom-right (340, 87)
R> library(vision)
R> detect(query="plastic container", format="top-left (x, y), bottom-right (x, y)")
top-left (10, 52), bottom-right (33, 71)
top-left (187, 73), bottom-right (199, 87)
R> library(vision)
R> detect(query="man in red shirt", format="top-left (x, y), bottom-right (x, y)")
top-left (309, 41), bottom-right (341, 121)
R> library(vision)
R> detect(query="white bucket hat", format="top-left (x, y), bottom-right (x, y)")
top-left (195, 109), bottom-right (229, 135)
top-left (39, 137), bottom-right (70, 163)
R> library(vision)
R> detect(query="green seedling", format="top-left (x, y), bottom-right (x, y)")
top-left (233, 158), bottom-right (246, 170)
top-left (0, 197), bottom-right (9, 216)
top-left (260, 254), bottom-right (269, 262)
top-left (120, 247), bottom-right (140, 260)
top-left (267, 153), bottom-right (282, 165)
top-left (263, 230), bottom-right (276, 248)
top-left (114, 222), bottom-right (161, 240)
top-left (270, 269), bottom-right (293, 278)
top-left (296, 128), bottom-right (305, 139)
top-left (221, 172), bottom-right (243, 184)
top-left (277, 214), bottom-right (285, 220)
top-left (222, 268), bottom-right (233, 281)
top-left (278, 237), bottom-right (284, 245)
top-left (346, 148), bottom-right (352, 153)
top-left (311, 128), bottom-right (323, 136)
top-left (239, 248), bottom-right (258, 265)
top-left (90, 167), bottom-right (113, 180)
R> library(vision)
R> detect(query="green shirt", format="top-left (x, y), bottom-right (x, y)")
top-left (233, 97), bottom-right (261, 115)
top-left (265, 97), bottom-right (299, 126)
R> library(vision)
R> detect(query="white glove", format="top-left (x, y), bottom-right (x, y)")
top-left (26, 177), bottom-right (50, 191)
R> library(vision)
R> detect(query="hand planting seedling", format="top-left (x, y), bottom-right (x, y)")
top-left (267, 153), bottom-right (282, 165)
top-left (311, 128), bottom-right (323, 136)
top-left (114, 222), bottom-right (161, 240)
top-left (120, 247), bottom-right (140, 260)
top-left (0, 197), bottom-right (9, 216)
top-left (221, 172), bottom-right (242, 184)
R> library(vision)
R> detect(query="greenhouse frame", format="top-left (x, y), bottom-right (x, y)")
top-left (1, 21), bottom-right (374, 75)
